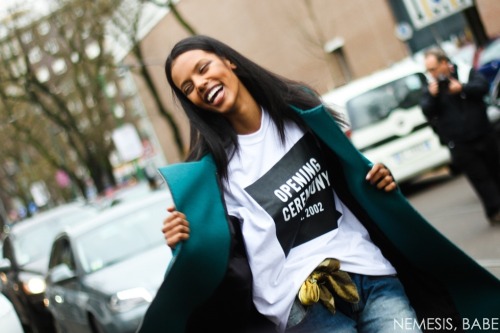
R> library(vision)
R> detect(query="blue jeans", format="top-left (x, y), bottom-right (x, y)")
top-left (286, 274), bottom-right (422, 333)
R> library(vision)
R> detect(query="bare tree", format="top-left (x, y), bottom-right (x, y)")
top-left (145, 0), bottom-right (197, 35)
top-left (109, 0), bottom-right (199, 158)
top-left (0, 0), bottom-right (139, 197)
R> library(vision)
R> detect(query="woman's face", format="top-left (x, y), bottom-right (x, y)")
top-left (170, 49), bottom-right (244, 114)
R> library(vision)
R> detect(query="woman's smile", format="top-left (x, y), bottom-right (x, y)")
top-left (205, 84), bottom-right (224, 105)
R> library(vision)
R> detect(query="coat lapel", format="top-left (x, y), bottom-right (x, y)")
top-left (293, 104), bottom-right (500, 323)
top-left (139, 155), bottom-right (230, 333)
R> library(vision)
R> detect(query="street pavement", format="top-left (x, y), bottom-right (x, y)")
top-left (403, 168), bottom-right (500, 279)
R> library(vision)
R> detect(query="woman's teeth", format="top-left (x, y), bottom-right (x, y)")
top-left (207, 85), bottom-right (223, 103)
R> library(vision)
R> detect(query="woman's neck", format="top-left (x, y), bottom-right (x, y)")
top-left (232, 106), bottom-right (261, 134)
top-left (227, 87), bottom-right (262, 134)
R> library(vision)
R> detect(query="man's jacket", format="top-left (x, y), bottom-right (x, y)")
top-left (138, 105), bottom-right (500, 333)
top-left (420, 67), bottom-right (492, 146)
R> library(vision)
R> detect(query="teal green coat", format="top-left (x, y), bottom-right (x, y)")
top-left (139, 105), bottom-right (500, 333)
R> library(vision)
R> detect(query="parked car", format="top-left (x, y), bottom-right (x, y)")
top-left (0, 202), bottom-right (100, 333)
top-left (321, 58), bottom-right (452, 184)
top-left (95, 181), bottom-right (165, 209)
top-left (0, 293), bottom-right (24, 333)
top-left (44, 190), bottom-right (172, 333)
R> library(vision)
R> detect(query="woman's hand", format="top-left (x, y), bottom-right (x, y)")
top-left (162, 206), bottom-right (190, 249)
top-left (365, 163), bottom-right (397, 192)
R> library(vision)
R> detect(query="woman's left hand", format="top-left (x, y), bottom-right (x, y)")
top-left (365, 163), bottom-right (397, 192)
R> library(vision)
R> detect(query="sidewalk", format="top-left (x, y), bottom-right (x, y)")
top-left (405, 170), bottom-right (500, 279)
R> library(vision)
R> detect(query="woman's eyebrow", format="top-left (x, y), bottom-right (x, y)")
top-left (179, 58), bottom-right (207, 88)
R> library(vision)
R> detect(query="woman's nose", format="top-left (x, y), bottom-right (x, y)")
top-left (193, 76), bottom-right (208, 93)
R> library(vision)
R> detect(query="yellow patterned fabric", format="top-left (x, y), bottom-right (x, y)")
top-left (298, 258), bottom-right (360, 314)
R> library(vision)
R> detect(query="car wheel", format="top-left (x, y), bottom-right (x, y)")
top-left (53, 319), bottom-right (67, 333)
top-left (22, 317), bottom-right (41, 333)
top-left (448, 163), bottom-right (462, 176)
top-left (89, 315), bottom-right (106, 333)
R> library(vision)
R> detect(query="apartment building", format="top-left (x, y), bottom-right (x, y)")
top-left (135, 0), bottom-right (500, 164)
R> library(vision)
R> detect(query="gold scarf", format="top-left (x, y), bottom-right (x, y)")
top-left (298, 258), bottom-right (360, 314)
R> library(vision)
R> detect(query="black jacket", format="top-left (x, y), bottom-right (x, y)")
top-left (420, 67), bottom-right (492, 145)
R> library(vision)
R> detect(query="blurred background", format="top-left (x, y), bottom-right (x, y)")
top-left (0, 0), bottom-right (498, 228)
top-left (1, 1), bottom-right (499, 332)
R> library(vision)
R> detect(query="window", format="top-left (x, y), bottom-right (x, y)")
top-left (44, 39), bottom-right (60, 54)
top-left (11, 40), bottom-right (21, 56)
top-left (2, 44), bottom-right (11, 59)
top-left (85, 95), bottom-right (96, 108)
top-left (85, 41), bottom-right (100, 59)
top-left (52, 58), bottom-right (67, 75)
top-left (49, 239), bottom-right (75, 271)
top-left (0, 25), bottom-right (7, 40)
top-left (69, 100), bottom-right (84, 114)
top-left (324, 37), bottom-right (352, 86)
top-left (345, 73), bottom-right (426, 130)
top-left (2, 238), bottom-right (15, 263)
top-left (21, 31), bottom-right (33, 44)
top-left (71, 52), bottom-right (79, 64)
top-left (37, 21), bottom-right (51, 36)
top-left (28, 46), bottom-right (42, 64)
top-left (36, 66), bottom-right (50, 82)
top-left (59, 81), bottom-right (74, 96)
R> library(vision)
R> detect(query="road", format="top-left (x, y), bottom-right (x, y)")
top-left (402, 167), bottom-right (500, 279)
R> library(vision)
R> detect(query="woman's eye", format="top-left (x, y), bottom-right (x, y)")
top-left (183, 84), bottom-right (194, 95)
top-left (199, 62), bottom-right (210, 73)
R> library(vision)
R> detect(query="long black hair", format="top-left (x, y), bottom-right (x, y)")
top-left (165, 35), bottom-right (344, 179)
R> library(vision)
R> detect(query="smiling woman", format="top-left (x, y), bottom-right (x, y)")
top-left (137, 35), bottom-right (498, 333)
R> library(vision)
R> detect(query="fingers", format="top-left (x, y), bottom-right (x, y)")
top-left (366, 163), bottom-right (397, 192)
top-left (448, 78), bottom-right (462, 94)
top-left (428, 82), bottom-right (439, 96)
top-left (162, 207), bottom-right (190, 249)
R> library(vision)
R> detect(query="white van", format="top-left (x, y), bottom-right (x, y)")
top-left (322, 58), bottom-right (452, 184)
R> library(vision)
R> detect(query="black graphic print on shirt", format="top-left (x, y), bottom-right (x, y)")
top-left (245, 133), bottom-right (342, 256)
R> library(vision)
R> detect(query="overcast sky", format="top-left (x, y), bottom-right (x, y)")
top-left (0, 0), bottom-right (51, 17)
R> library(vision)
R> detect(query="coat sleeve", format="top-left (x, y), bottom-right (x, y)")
top-left (461, 68), bottom-right (490, 99)
top-left (137, 157), bottom-right (231, 333)
top-left (419, 86), bottom-right (439, 120)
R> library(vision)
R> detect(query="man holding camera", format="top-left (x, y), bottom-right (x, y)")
top-left (420, 47), bottom-right (500, 224)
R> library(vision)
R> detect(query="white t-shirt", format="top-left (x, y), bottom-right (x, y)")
top-left (223, 110), bottom-right (395, 332)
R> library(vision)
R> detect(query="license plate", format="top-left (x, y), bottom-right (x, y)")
top-left (392, 141), bottom-right (431, 164)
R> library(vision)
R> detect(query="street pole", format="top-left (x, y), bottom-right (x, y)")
top-left (463, 6), bottom-right (489, 47)
top-left (0, 196), bottom-right (8, 233)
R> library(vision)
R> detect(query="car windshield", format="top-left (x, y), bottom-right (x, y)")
top-left (14, 208), bottom-right (96, 266)
top-left (77, 200), bottom-right (165, 274)
top-left (345, 73), bottom-right (426, 130)
top-left (478, 39), bottom-right (500, 66)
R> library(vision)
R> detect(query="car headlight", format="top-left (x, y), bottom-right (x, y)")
top-left (109, 287), bottom-right (153, 313)
top-left (22, 276), bottom-right (47, 295)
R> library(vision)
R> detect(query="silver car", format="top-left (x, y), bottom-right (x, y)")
top-left (44, 190), bottom-right (172, 333)
top-left (0, 201), bottom-right (100, 333)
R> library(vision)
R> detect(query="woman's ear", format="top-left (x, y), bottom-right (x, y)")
top-left (224, 58), bottom-right (237, 70)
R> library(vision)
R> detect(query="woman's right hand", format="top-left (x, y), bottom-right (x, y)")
top-left (162, 206), bottom-right (190, 249)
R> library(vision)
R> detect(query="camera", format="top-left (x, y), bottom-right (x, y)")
top-left (437, 74), bottom-right (449, 93)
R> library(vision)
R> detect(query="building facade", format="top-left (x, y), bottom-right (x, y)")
top-left (136, 0), bottom-right (500, 165)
